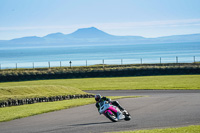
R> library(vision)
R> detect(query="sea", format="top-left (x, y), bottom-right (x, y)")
top-left (0, 42), bottom-right (200, 69)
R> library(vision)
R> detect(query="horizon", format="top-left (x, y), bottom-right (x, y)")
top-left (2, 26), bottom-right (200, 41)
top-left (1, 0), bottom-right (200, 40)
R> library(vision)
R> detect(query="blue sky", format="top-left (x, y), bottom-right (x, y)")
top-left (0, 0), bottom-right (200, 40)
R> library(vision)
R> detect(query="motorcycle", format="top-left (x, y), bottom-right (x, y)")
top-left (99, 101), bottom-right (131, 122)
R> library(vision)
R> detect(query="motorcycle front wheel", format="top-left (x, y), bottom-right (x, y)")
top-left (124, 111), bottom-right (131, 121)
top-left (105, 111), bottom-right (118, 122)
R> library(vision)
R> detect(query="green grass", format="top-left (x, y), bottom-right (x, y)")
top-left (0, 85), bottom-right (87, 102)
top-left (0, 75), bottom-right (200, 90)
top-left (0, 96), bottom-right (138, 122)
top-left (107, 125), bottom-right (200, 133)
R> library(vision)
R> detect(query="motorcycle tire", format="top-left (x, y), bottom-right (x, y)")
top-left (105, 111), bottom-right (118, 122)
top-left (124, 111), bottom-right (131, 121)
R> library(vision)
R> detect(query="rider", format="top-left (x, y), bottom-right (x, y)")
top-left (95, 94), bottom-right (125, 112)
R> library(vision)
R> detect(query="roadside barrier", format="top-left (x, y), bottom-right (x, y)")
top-left (0, 94), bottom-right (95, 108)
top-left (1, 66), bottom-right (200, 82)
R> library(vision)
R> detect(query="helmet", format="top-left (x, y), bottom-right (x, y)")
top-left (95, 94), bottom-right (101, 102)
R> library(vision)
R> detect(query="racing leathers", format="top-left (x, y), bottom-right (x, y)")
top-left (95, 96), bottom-right (125, 112)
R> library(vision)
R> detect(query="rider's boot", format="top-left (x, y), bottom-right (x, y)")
top-left (111, 101), bottom-right (127, 113)
top-left (118, 104), bottom-right (125, 111)
top-left (114, 101), bottom-right (125, 111)
top-left (116, 103), bottom-right (129, 115)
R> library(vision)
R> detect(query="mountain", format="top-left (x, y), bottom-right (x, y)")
top-left (67, 27), bottom-right (113, 38)
top-left (0, 27), bottom-right (200, 47)
top-left (43, 32), bottom-right (67, 43)
top-left (44, 32), bottom-right (66, 39)
top-left (10, 36), bottom-right (45, 44)
top-left (154, 34), bottom-right (200, 43)
top-left (65, 27), bottom-right (145, 43)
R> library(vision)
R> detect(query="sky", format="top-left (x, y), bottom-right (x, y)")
top-left (0, 0), bottom-right (200, 40)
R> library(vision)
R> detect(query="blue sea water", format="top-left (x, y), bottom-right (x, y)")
top-left (0, 42), bottom-right (200, 69)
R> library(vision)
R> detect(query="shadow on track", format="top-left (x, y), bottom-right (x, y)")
top-left (69, 121), bottom-right (113, 127)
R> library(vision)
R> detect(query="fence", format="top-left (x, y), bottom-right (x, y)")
top-left (0, 56), bottom-right (199, 70)
top-left (0, 94), bottom-right (95, 108)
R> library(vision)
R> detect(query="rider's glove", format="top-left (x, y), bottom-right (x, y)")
top-left (108, 98), bottom-right (111, 103)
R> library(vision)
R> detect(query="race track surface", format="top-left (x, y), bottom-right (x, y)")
top-left (0, 90), bottom-right (200, 133)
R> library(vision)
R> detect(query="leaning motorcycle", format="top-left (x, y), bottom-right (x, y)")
top-left (99, 101), bottom-right (131, 122)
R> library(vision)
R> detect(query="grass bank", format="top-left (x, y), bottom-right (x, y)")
top-left (1, 63), bottom-right (199, 82)
top-left (0, 85), bottom-right (86, 102)
top-left (0, 96), bottom-right (139, 122)
top-left (107, 125), bottom-right (200, 133)
top-left (0, 75), bottom-right (200, 90)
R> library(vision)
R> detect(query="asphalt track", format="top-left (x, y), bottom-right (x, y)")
top-left (0, 90), bottom-right (200, 133)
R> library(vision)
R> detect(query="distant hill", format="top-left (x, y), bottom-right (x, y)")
top-left (44, 32), bottom-right (66, 39)
top-left (67, 27), bottom-right (112, 38)
top-left (10, 36), bottom-right (45, 44)
top-left (0, 27), bottom-right (200, 47)
top-left (154, 34), bottom-right (200, 43)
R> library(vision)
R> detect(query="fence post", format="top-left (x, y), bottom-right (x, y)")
top-left (16, 63), bottom-right (17, 69)
top-left (102, 59), bottom-right (104, 68)
top-left (121, 59), bottom-right (123, 65)
top-left (69, 61), bottom-right (72, 68)
top-left (160, 57), bottom-right (162, 64)
top-left (176, 56), bottom-right (178, 63)
top-left (194, 56), bottom-right (196, 63)
top-left (86, 60), bottom-right (87, 67)
top-left (141, 58), bottom-right (142, 64)
top-left (60, 61), bottom-right (62, 68)
top-left (33, 62), bottom-right (34, 69)
top-left (48, 61), bottom-right (50, 68)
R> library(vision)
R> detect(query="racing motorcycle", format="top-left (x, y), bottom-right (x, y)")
top-left (99, 101), bottom-right (131, 122)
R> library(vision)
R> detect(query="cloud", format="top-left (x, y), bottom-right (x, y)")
top-left (94, 19), bottom-right (200, 29)
top-left (1, 19), bottom-right (200, 31)
top-left (0, 26), bottom-right (74, 31)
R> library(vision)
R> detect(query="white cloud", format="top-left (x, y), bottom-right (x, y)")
top-left (94, 19), bottom-right (200, 29)
top-left (0, 26), bottom-right (74, 31)
top-left (1, 18), bottom-right (200, 31)
top-left (0, 18), bottom-right (200, 39)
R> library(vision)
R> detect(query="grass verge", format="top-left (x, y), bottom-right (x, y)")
top-left (0, 85), bottom-right (87, 102)
top-left (106, 125), bottom-right (200, 133)
top-left (0, 75), bottom-right (200, 90)
top-left (0, 96), bottom-right (139, 122)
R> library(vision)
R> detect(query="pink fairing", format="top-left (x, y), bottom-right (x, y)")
top-left (104, 106), bottom-right (118, 115)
